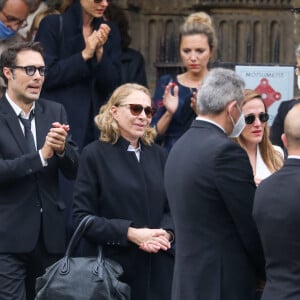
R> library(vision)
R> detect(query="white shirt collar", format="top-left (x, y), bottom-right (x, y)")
top-left (127, 143), bottom-right (141, 161)
top-left (287, 155), bottom-right (300, 159)
top-left (6, 92), bottom-right (35, 118)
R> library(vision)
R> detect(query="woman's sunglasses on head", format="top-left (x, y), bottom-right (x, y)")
top-left (244, 112), bottom-right (269, 125)
top-left (118, 104), bottom-right (157, 118)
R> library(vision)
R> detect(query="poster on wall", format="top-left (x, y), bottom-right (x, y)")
top-left (235, 65), bottom-right (294, 125)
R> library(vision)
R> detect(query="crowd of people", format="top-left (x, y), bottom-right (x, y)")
top-left (0, 1), bottom-right (299, 300)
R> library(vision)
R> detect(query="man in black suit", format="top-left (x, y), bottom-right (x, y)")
top-left (253, 102), bottom-right (300, 300)
top-left (270, 99), bottom-right (295, 149)
top-left (270, 43), bottom-right (300, 150)
top-left (165, 68), bottom-right (265, 300)
top-left (0, 41), bottom-right (78, 299)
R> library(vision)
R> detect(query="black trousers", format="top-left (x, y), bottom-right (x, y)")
top-left (0, 228), bottom-right (61, 300)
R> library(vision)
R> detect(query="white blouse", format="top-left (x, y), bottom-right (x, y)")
top-left (255, 144), bottom-right (283, 180)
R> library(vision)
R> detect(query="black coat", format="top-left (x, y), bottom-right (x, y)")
top-left (253, 159), bottom-right (300, 300)
top-left (0, 97), bottom-right (78, 254)
top-left (35, 1), bottom-right (121, 149)
top-left (270, 99), bottom-right (297, 149)
top-left (120, 47), bottom-right (147, 86)
top-left (165, 120), bottom-right (265, 300)
top-left (73, 138), bottom-right (174, 300)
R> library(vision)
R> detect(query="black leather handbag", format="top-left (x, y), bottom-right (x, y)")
top-left (35, 215), bottom-right (131, 300)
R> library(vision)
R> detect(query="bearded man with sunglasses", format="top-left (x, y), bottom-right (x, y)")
top-left (165, 68), bottom-right (265, 300)
top-left (0, 41), bottom-right (79, 300)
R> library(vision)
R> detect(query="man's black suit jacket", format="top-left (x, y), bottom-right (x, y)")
top-left (165, 120), bottom-right (265, 300)
top-left (270, 99), bottom-right (297, 149)
top-left (254, 158), bottom-right (300, 300)
top-left (0, 96), bottom-right (78, 254)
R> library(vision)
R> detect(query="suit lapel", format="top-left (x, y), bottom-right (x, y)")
top-left (34, 100), bottom-right (51, 150)
top-left (0, 97), bottom-right (28, 153)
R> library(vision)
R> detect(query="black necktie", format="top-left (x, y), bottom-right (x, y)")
top-left (19, 111), bottom-right (36, 153)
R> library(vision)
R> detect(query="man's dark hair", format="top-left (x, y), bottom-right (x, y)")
top-left (0, 41), bottom-right (45, 84)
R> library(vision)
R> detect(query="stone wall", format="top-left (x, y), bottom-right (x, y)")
top-left (115, 0), bottom-right (297, 92)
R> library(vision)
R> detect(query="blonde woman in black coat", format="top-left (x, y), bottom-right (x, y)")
top-left (73, 83), bottom-right (174, 300)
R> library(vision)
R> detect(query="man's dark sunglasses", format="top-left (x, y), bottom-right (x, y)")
top-left (118, 104), bottom-right (157, 118)
top-left (10, 65), bottom-right (47, 76)
top-left (244, 112), bottom-right (269, 125)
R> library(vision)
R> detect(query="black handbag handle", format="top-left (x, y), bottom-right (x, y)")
top-left (65, 215), bottom-right (95, 257)
top-left (60, 215), bottom-right (105, 280)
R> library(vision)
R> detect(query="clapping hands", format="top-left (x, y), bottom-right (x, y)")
top-left (82, 24), bottom-right (111, 61)
top-left (41, 122), bottom-right (69, 159)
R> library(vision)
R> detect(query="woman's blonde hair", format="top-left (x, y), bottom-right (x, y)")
top-left (179, 11), bottom-right (217, 59)
top-left (94, 83), bottom-right (157, 145)
top-left (235, 89), bottom-right (283, 172)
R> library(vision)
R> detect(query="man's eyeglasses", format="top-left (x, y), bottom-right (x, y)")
top-left (118, 104), bottom-right (157, 118)
top-left (0, 10), bottom-right (28, 29)
top-left (295, 66), bottom-right (300, 76)
top-left (10, 66), bottom-right (47, 76)
top-left (244, 112), bottom-right (269, 125)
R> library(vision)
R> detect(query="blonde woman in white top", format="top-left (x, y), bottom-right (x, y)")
top-left (235, 89), bottom-right (284, 186)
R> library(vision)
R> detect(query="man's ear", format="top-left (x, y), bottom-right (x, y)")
top-left (2, 67), bottom-right (12, 81)
top-left (281, 133), bottom-right (288, 149)
top-left (227, 100), bottom-right (237, 115)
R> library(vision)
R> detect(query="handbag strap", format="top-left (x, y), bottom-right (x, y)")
top-left (65, 215), bottom-right (95, 257)
top-left (61, 215), bottom-right (106, 279)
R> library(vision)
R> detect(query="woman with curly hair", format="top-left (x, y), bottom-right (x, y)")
top-left (73, 83), bottom-right (174, 300)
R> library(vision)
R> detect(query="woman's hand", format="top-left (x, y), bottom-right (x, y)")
top-left (95, 24), bottom-right (110, 62)
top-left (96, 24), bottom-right (110, 47)
top-left (162, 82), bottom-right (179, 116)
top-left (190, 90), bottom-right (198, 114)
top-left (82, 30), bottom-right (100, 61)
top-left (82, 24), bottom-right (111, 61)
top-left (127, 227), bottom-right (171, 253)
